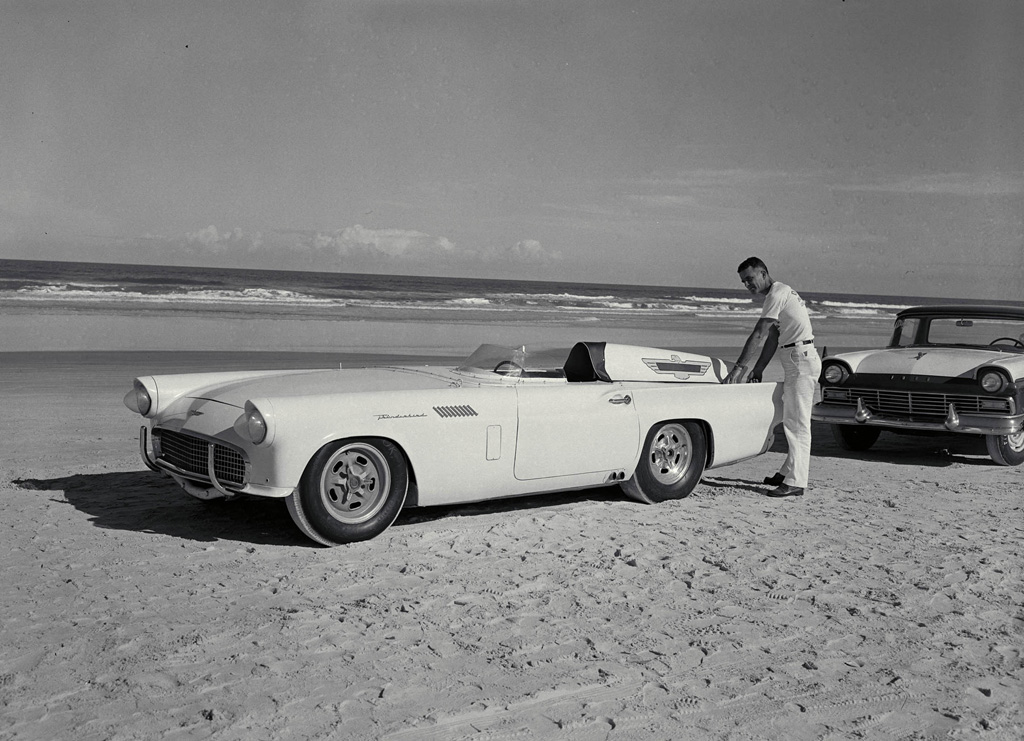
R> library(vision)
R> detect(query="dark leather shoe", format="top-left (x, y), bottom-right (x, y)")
top-left (767, 484), bottom-right (804, 498)
top-left (763, 472), bottom-right (785, 485)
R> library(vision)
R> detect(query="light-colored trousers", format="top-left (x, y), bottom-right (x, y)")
top-left (779, 345), bottom-right (822, 488)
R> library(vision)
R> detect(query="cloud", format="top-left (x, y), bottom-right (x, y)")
top-left (121, 223), bottom-right (561, 276)
top-left (176, 223), bottom-right (446, 259)
top-left (294, 226), bottom-right (559, 265)
top-left (326, 224), bottom-right (456, 257)
top-left (185, 225), bottom-right (265, 251)
top-left (501, 239), bottom-right (560, 262)
top-left (454, 238), bottom-right (561, 265)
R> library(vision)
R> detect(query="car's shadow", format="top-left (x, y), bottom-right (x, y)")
top-left (396, 486), bottom-right (625, 530)
top-left (13, 425), bottom-right (996, 547)
top-left (15, 471), bottom-right (307, 546)
top-left (12, 471), bottom-right (626, 547)
top-left (701, 425), bottom-right (996, 496)
top-left (806, 422), bottom-right (994, 467)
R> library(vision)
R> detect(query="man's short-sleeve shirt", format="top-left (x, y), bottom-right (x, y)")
top-left (761, 281), bottom-right (813, 347)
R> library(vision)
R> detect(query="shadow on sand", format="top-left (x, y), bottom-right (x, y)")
top-left (702, 423), bottom-right (994, 496)
top-left (807, 421), bottom-right (994, 467)
top-left (16, 424), bottom-right (993, 547)
top-left (15, 471), bottom-right (307, 546)
top-left (13, 470), bottom-right (626, 547)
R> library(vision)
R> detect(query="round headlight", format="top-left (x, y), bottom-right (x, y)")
top-left (246, 406), bottom-right (268, 444)
top-left (124, 379), bottom-right (152, 416)
top-left (822, 363), bottom-right (849, 385)
top-left (979, 370), bottom-right (1007, 394)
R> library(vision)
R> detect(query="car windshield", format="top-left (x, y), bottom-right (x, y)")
top-left (892, 315), bottom-right (1024, 352)
top-left (456, 344), bottom-right (570, 378)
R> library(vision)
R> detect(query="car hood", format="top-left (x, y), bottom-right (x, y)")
top-left (188, 366), bottom-right (460, 408)
top-left (835, 347), bottom-right (1022, 378)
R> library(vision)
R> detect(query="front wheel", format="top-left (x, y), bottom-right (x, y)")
top-left (831, 424), bottom-right (880, 451)
top-left (621, 421), bottom-right (707, 504)
top-left (287, 438), bottom-right (409, 546)
top-left (986, 432), bottom-right (1024, 466)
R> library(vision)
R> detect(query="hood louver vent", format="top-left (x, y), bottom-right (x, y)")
top-left (434, 405), bottom-right (478, 418)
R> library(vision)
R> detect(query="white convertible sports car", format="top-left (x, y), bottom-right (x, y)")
top-left (125, 342), bottom-right (783, 545)
top-left (813, 305), bottom-right (1024, 466)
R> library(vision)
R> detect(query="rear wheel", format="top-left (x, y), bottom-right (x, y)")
top-left (831, 424), bottom-right (880, 451)
top-left (621, 421), bottom-right (706, 504)
top-left (287, 438), bottom-right (409, 546)
top-left (986, 432), bottom-right (1024, 466)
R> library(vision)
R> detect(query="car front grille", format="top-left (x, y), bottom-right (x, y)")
top-left (154, 429), bottom-right (246, 486)
top-left (821, 387), bottom-right (1012, 417)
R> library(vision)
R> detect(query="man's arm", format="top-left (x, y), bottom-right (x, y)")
top-left (747, 323), bottom-right (779, 382)
top-left (724, 318), bottom-right (778, 384)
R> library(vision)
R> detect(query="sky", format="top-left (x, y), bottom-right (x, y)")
top-left (2, 0), bottom-right (1021, 299)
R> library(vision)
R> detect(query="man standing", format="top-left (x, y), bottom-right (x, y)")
top-left (724, 257), bottom-right (821, 498)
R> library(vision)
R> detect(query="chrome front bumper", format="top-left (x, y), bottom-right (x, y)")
top-left (813, 400), bottom-right (1024, 436)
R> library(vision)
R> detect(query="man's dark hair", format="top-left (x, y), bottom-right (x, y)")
top-left (737, 256), bottom-right (769, 274)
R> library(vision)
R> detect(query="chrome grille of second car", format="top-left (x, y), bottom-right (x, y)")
top-left (154, 429), bottom-right (246, 486)
top-left (822, 387), bottom-right (1012, 417)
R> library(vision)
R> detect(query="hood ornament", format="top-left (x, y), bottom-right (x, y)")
top-left (914, 351), bottom-right (928, 360)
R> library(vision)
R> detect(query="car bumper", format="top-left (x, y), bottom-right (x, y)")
top-left (812, 402), bottom-right (1024, 436)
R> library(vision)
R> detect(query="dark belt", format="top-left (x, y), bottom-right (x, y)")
top-left (782, 339), bottom-right (814, 348)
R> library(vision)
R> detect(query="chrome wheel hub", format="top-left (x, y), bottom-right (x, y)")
top-left (319, 444), bottom-right (390, 524)
top-left (648, 423), bottom-right (692, 485)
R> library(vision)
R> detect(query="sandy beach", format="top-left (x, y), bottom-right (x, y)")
top-left (1, 308), bottom-right (1021, 740)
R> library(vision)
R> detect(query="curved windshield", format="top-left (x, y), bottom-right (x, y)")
top-left (891, 315), bottom-right (1024, 352)
top-left (456, 344), bottom-right (569, 378)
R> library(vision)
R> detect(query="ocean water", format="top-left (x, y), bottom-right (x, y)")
top-left (4, 258), bottom-right (1011, 322)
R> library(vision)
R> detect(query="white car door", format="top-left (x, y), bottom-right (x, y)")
top-left (513, 383), bottom-right (640, 480)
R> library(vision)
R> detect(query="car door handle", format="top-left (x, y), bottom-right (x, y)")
top-left (609, 395), bottom-right (632, 405)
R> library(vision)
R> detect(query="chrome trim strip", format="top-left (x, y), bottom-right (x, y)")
top-left (153, 458), bottom-right (212, 484)
top-left (157, 459), bottom-right (246, 495)
top-left (207, 442), bottom-right (234, 498)
top-left (813, 404), bottom-right (1024, 436)
top-left (139, 426), bottom-right (161, 472)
